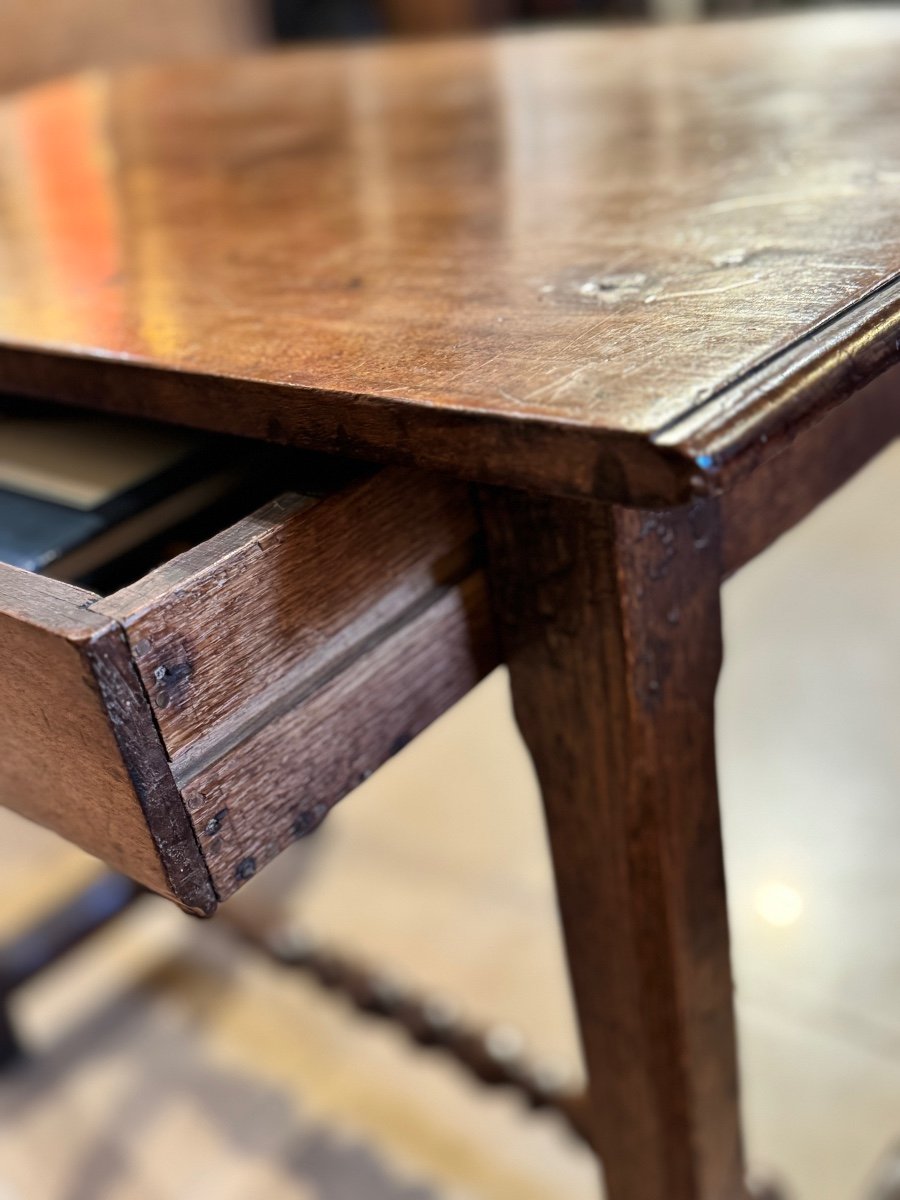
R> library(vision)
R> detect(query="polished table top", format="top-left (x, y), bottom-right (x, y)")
top-left (0, 10), bottom-right (897, 503)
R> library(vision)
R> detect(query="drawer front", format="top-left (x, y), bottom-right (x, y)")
top-left (0, 569), bottom-right (214, 912)
top-left (0, 467), bottom-right (496, 909)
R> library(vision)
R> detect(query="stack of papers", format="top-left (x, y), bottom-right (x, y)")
top-left (0, 412), bottom-right (234, 581)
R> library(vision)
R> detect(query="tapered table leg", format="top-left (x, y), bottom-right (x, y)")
top-left (483, 491), bottom-right (746, 1200)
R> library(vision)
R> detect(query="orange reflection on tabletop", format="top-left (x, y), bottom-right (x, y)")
top-left (8, 74), bottom-right (123, 348)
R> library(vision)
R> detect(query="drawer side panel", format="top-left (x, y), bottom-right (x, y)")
top-left (181, 571), bottom-right (498, 899)
top-left (99, 470), bottom-right (481, 771)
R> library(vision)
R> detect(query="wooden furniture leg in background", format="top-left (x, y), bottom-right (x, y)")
top-left (483, 492), bottom-right (746, 1200)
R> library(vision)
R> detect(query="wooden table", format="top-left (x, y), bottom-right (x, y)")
top-left (0, 11), bottom-right (898, 1199)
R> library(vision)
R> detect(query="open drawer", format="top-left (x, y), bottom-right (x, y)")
top-left (0, 467), bottom-right (497, 913)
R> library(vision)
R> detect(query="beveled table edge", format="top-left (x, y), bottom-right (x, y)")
top-left (0, 271), bottom-right (897, 508)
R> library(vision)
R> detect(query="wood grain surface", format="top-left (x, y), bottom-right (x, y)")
top-left (92, 468), bottom-right (492, 900)
top-left (0, 466), bottom-right (489, 907)
top-left (483, 491), bottom-right (745, 1200)
top-left (721, 364), bottom-right (900, 578)
top-left (95, 470), bottom-right (481, 770)
top-left (183, 571), bottom-right (497, 899)
top-left (0, 565), bottom-right (215, 911)
top-left (0, 12), bottom-right (896, 502)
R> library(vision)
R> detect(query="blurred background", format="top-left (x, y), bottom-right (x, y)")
top-left (0, 0), bottom-right (859, 94)
top-left (1, 3), bottom-right (899, 1200)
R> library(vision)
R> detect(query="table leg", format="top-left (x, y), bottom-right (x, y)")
top-left (483, 491), bottom-right (746, 1200)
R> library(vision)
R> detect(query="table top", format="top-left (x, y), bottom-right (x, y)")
top-left (0, 10), bottom-right (898, 503)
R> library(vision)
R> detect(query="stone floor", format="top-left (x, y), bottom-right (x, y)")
top-left (1, 441), bottom-right (899, 1200)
